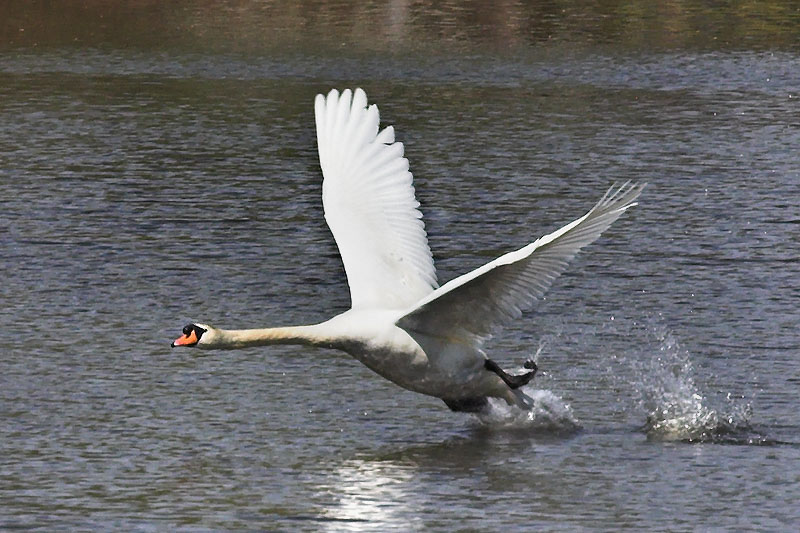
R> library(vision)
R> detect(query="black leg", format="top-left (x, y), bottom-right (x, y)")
top-left (484, 358), bottom-right (537, 389)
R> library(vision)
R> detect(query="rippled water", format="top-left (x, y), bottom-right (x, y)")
top-left (2, 2), bottom-right (799, 531)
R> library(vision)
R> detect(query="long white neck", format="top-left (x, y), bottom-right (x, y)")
top-left (204, 324), bottom-right (335, 350)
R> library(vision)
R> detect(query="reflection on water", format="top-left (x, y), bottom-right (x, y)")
top-left (322, 431), bottom-right (551, 530)
top-left (323, 460), bottom-right (419, 531)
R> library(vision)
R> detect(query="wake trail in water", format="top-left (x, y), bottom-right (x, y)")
top-left (464, 320), bottom-right (772, 443)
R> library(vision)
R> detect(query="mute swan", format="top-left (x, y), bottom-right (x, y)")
top-left (172, 88), bottom-right (644, 413)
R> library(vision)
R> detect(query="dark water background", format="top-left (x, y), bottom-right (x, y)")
top-left (2, 1), bottom-right (799, 530)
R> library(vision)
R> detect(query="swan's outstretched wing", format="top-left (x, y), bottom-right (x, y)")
top-left (315, 89), bottom-right (437, 310)
top-left (397, 182), bottom-right (645, 344)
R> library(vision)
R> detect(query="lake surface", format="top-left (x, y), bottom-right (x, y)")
top-left (2, 1), bottom-right (799, 531)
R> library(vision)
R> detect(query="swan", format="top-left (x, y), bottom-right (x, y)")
top-left (172, 88), bottom-right (644, 413)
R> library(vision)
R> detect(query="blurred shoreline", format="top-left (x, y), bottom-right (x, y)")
top-left (2, 0), bottom-right (799, 53)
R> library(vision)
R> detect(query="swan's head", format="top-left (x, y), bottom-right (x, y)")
top-left (171, 323), bottom-right (212, 348)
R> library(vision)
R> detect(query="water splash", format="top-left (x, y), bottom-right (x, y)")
top-left (470, 341), bottom-right (580, 432)
top-left (632, 325), bottom-right (759, 444)
top-left (473, 388), bottom-right (581, 433)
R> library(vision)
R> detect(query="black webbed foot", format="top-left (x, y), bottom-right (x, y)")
top-left (484, 358), bottom-right (537, 390)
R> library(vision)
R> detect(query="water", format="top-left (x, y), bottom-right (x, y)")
top-left (2, 1), bottom-right (799, 530)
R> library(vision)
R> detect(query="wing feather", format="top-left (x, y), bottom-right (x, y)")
top-left (397, 182), bottom-right (645, 344)
top-left (315, 88), bottom-right (438, 310)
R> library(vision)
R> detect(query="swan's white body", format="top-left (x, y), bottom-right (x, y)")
top-left (192, 309), bottom-right (508, 403)
top-left (174, 88), bottom-right (644, 411)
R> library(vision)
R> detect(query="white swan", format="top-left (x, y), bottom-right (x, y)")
top-left (172, 88), bottom-right (644, 412)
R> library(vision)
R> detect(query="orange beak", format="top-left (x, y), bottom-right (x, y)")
top-left (171, 329), bottom-right (198, 347)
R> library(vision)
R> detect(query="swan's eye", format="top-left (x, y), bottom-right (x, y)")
top-left (182, 325), bottom-right (193, 335)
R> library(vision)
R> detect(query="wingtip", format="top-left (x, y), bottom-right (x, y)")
top-left (603, 181), bottom-right (646, 210)
top-left (353, 87), bottom-right (368, 107)
top-left (316, 87), bottom-right (370, 106)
